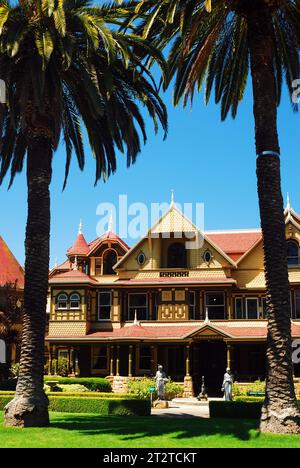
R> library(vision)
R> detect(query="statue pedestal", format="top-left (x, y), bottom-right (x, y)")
top-left (183, 376), bottom-right (194, 398)
top-left (153, 400), bottom-right (169, 409)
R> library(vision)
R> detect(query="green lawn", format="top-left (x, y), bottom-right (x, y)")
top-left (0, 411), bottom-right (300, 448)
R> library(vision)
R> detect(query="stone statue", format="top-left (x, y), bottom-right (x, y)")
top-left (221, 368), bottom-right (233, 401)
top-left (155, 364), bottom-right (168, 400)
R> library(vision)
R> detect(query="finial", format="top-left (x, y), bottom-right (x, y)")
top-left (133, 309), bottom-right (140, 326)
top-left (170, 189), bottom-right (175, 207)
top-left (54, 257), bottom-right (58, 268)
top-left (287, 193), bottom-right (291, 211)
top-left (204, 307), bottom-right (210, 324)
top-left (73, 255), bottom-right (78, 270)
top-left (78, 219), bottom-right (83, 235)
top-left (107, 211), bottom-right (113, 233)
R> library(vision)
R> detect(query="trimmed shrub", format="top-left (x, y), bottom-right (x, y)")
top-left (0, 390), bottom-right (139, 399)
top-left (44, 376), bottom-right (111, 392)
top-left (209, 401), bottom-right (262, 419)
top-left (48, 396), bottom-right (151, 415)
top-left (233, 380), bottom-right (265, 397)
top-left (234, 396), bottom-right (264, 403)
top-left (127, 377), bottom-right (183, 400)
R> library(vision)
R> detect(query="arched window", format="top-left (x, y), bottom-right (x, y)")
top-left (57, 293), bottom-right (68, 309)
top-left (70, 293), bottom-right (81, 309)
top-left (287, 240), bottom-right (299, 266)
top-left (167, 242), bottom-right (187, 268)
top-left (103, 250), bottom-right (117, 275)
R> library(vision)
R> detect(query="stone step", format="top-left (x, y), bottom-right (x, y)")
top-left (172, 398), bottom-right (209, 407)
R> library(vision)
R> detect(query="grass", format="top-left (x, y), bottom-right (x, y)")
top-left (0, 412), bottom-right (300, 448)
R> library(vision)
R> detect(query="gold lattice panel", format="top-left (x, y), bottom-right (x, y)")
top-left (159, 304), bottom-right (187, 321)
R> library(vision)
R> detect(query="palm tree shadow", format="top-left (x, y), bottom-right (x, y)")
top-left (51, 414), bottom-right (259, 443)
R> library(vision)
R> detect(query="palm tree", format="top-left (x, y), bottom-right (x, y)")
top-left (0, 0), bottom-right (167, 427)
top-left (128, 0), bottom-right (300, 433)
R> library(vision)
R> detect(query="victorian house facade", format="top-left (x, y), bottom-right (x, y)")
top-left (46, 199), bottom-right (300, 396)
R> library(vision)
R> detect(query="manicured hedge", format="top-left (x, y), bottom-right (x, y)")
top-left (0, 391), bottom-right (141, 399)
top-left (44, 376), bottom-right (111, 392)
top-left (0, 394), bottom-right (150, 416)
top-left (0, 377), bottom-right (112, 392)
top-left (209, 401), bottom-right (262, 419)
top-left (48, 397), bottom-right (150, 415)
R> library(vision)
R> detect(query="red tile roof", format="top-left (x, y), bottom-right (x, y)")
top-left (0, 236), bottom-right (24, 288)
top-left (46, 321), bottom-right (300, 341)
top-left (206, 231), bottom-right (262, 261)
top-left (49, 269), bottom-right (98, 285)
top-left (88, 231), bottom-right (129, 255)
top-left (67, 233), bottom-right (89, 256)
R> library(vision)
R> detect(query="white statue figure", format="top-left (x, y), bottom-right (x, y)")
top-left (221, 368), bottom-right (234, 401)
top-left (155, 365), bottom-right (168, 400)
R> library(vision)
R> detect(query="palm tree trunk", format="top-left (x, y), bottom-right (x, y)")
top-left (4, 136), bottom-right (52, 427)
top-left (248, 8), bottom-right (300, 434)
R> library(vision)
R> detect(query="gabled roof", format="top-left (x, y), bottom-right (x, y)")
top-left (0, 236), bottom-right (24, 289)
top-left (206, 230), bottom-right (262, 262)
top-left (115, 203), bottom-right (237, 269)
top-left (49, 269), bottom-right (98, 285)
top-left (88, 231), bottom-right (129, 256)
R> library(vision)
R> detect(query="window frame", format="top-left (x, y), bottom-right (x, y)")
top-left (287, 240), bottom-right (300, 267)
top-left (189, 291), bottom-right (196, 320)
top-left (103, 249), bottom-right (118, 275)
top-left (245, 297), bottom-right (259, 320)
top-left (205, 291), bottom-right (226, 320)
top-left (91, 345), bottom-right (108, 372)
top-left (294, 291), bottom-right (300, 319)
top-left (57, 293), bottom-right (68, 310)
top-left (69, 292), bottom-right (81, 310)
top-left (128, 292), bottom-right (148, 321)
top-left (97, 291), bottom-right (112, 321)
top-left (234, 297), bottom-right (244, 319)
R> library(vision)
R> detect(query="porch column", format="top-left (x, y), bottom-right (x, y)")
top-left (116, 345), bottom-right (120, 376)
top-left (110, 345), bottom-right (114, 376)
top-left (227, 343), bottom-right (233, 370)
top-left (53, 345), bottom-right (58, 375)
top-left (185, 344), bottom-right (190, 377)
top-left (128, 345), bottom-right (133, 377)
top-left (183, 343), bottom-right (193, 398)
top-left (48, 344), bottom-right (52, 375)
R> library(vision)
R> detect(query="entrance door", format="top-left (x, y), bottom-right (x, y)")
top-left (192, 341), bottom-right (226, 397)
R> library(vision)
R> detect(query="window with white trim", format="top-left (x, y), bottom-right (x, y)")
top-left (246, 298), bottom-right (259, 319)
top-left (189, 291), bottom-right (196, 320)
top-left (57, 293), bottom-right (68, 309)
top-left (70, 293), bottom-right (81, 309)
top-left (98, 291), bottom-right (112, 320)
top-left (234, 297), bottom-right (244, 319)
top-left (128, 293), bottom-right (148, 321)
top-left (205, 292), bottom-right (225, 319)
top-left (287, 240), bottom-right (299, 266)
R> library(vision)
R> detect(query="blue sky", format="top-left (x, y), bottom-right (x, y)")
top-left (0, 76), bottom-right (299, 267)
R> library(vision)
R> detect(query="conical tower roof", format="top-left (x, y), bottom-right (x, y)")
top-left (0, 236), bottom-right (24, 288)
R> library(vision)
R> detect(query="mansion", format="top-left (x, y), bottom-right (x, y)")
top-left (46, 199), bottom-right (300, 396)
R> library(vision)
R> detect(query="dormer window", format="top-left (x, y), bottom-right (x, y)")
top-left (103, 250), bottom-right (117, 275)
top-left (167, 242), bottom-right (187, 268)
top-left (57, 293), bottom-right (68, 309)
top-left (287, 240), bottom-right (299, 266)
